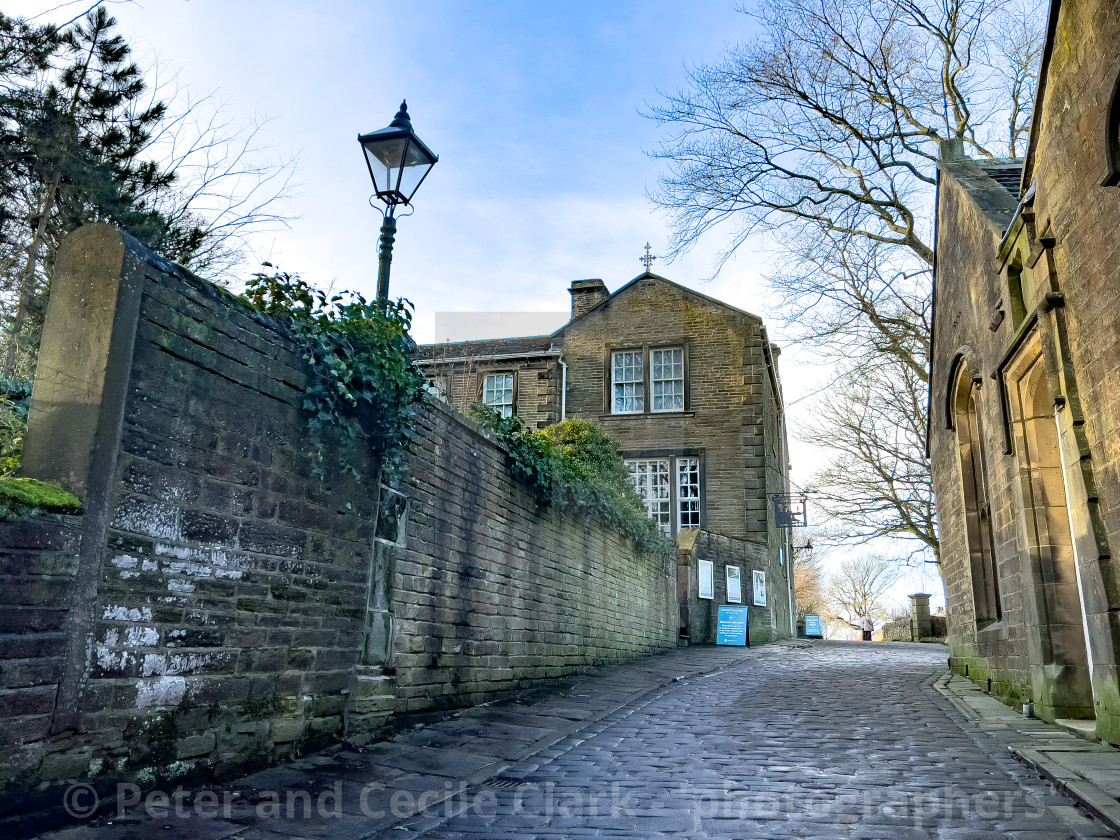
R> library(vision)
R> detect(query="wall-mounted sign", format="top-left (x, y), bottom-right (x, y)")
top-left (698, 559), bottom-right (714, 600)
top-left (805, 614), bottom-right (823, 637)
top-left (753, 570), bottom-right (767, 607)
top-left (717, 605), bottom-right (749, 646)
top-left (726, 565), bottom-right (742, 603)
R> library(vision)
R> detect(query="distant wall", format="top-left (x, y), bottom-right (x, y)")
top-left (676, 528), bottom-right (788, 644)
top-left (0, 224), bottom-right (676, 826)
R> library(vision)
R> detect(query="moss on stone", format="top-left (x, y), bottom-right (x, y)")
top-left (0, 477), bottom-right (83, 520)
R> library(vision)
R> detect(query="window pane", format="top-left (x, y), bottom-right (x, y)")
top-left (651, 348), bottom-right (684, 412)
top-left (425, 377), bottom-right (447, 401)
top-left (677, 457), bottom-right (701, 530)
top-left (612, 351), bottom-right (644, 413)
top-left (483, 373), bottom-right (515, 418)
top-left (626, 458), bottom-right (671, 536)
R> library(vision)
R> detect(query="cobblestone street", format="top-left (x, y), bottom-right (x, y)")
top-left (42, 642), bottom-right (1116, 839)
top-left (406, 642), bottom-right (1110, 839)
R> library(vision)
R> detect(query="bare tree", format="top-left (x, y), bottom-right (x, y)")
top-left (771, 230), bottom-right (931, 374)
top-left (992, 4), bottom-right (1047, 157)
top-left (648, 0), bottom-right (1045, 565)
top-left (650, 0), bottom-right (1041, 266)
top-left (806, 356), bottom-right (938, 563)
top-left (136, 82), bottom-right (297, 284)
top-left (793, 547), bottom-right (827, 623)
top-left (0, 6), bottom-right (296, 375)
top-left (826, 554), bottom-right (902, 629)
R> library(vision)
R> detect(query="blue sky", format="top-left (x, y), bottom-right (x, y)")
top-left (15, 0), bottom-right (943, 612)
top-left (81, 0), bottom-right (771, 334)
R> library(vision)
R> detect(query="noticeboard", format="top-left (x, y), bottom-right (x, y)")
top-left (805, 614), bottom-right (823, 637)
top-left (726, 566), bottom-right (742, 603)
top-left (698, 560), bottom-right (714, 600)
top-left (716, 605), bottom-right (749, 646)
top-left (752, 570), bottom-right (767, 607)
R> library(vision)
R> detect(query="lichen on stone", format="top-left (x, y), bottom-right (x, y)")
top-left (0, 477), bottom-right (82, 519)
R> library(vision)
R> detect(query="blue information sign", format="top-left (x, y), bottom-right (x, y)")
top-left (716, 605), bottom-right (749, 646)
top-left (805, 614), bottom-right (823, 637)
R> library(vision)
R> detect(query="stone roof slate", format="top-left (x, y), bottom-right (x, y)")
top-left (414, 334), bottom-right (557, 362)
top-left (939, 157), bottom-right (1023, 230)
top-left (979, 162), bottom-right (1023, 195)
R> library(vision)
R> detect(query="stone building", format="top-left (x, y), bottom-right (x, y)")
top-left (416, 269), bottom-right (796, 642)
top-left (929, 0), bottom-right (1120, 741)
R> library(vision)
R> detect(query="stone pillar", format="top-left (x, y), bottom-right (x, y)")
top-left (676, 529), bottom-right (699, 645)
top-left (22, 224), bottom-right (144, 496)
top-left (910, 593), bottom-right (932, 640)
top-left (21, 224), bottom-right (147, 733)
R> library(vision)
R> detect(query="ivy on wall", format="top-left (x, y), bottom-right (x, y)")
top-left (244, 268), bottom-right (426, 477)
top-left (467, 410), bottom-right (674, 557)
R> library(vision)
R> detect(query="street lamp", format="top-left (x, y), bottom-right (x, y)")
top-left (358, 101), bottom-right (438, 310)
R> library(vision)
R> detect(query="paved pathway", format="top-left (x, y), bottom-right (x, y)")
top-left (40, 641), bottom-right (1115, 839)
top-left (939, 672), bottom-right (1120, 834)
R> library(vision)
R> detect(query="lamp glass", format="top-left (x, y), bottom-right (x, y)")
top-left (361, 133), bottom-right (437, 205)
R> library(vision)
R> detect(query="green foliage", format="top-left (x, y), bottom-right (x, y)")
top-left (244, 267), bottom-right (425, 478)
top-left (0, 378), bottom-right (31, 476)
top-left (466, 410), bottom-right (673, 557)
top-left (0, 378), bottom-right (70, 515)
top-left (537, 416), bottom-right (633, 488)
top-left (0, 477), bottom-right (82, 519)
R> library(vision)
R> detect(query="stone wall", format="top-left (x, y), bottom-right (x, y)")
top-left (0, 224), bottom-right (676, 826)
top-left (0, 517), bottom-right (83, 782)
top-left (676, 529), bottom-right (789, 644)
top-left (391, 400), bottom-right (677, 711)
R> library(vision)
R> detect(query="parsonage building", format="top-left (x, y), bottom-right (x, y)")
top-left (416, 269), bottom-right (796, 643)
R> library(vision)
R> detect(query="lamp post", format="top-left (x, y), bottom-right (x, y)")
top-left (793, 539), bottom-right (813, 559)
top-left (790, 538), bottom-right (814, 638)
top-left (358, 101), bottom-right (438, 310)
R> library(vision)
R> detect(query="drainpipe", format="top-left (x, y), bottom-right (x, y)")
top-left (787, 540), bottom-right (796, 637)
top-left (559, 357), bottom-right (567, 420)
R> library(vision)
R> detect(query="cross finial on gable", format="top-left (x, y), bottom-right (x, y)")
top-left (640, 242), bottom-right (657, 272)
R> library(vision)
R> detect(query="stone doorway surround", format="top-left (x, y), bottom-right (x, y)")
top-left (1004, 329), bottom-right (1095, 721)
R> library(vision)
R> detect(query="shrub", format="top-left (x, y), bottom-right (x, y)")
top-left (0, 378), bottom-right (32, 477)
top-left (467, 410), bottom-right (673, 557)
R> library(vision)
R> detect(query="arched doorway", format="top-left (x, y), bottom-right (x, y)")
top-left (952, 361), bottom-right (1001, 626)
top-left (1007, 340), bottom-right (1094, 720)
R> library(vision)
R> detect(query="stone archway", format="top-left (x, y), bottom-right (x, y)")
top-left (952, 359), bottom-right (1001, 627)
top-left (1006, 338), bottom-right (1094, 721)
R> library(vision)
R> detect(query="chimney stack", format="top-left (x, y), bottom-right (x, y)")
top-left (940, 138), bottom-right (965, 162)
top-left (569, 279), bottom-right (609, 321)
